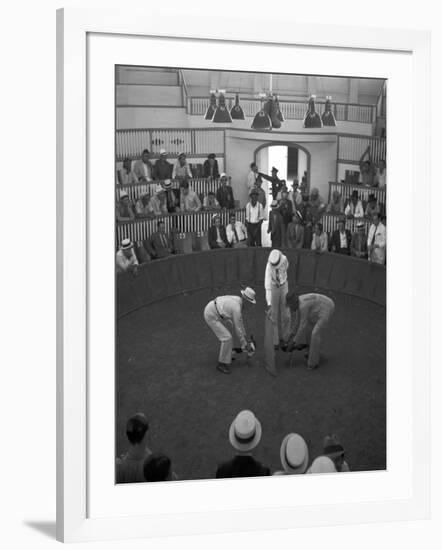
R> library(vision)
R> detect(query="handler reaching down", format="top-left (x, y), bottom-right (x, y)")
top-left (286, 291), bottom-right (335, 370)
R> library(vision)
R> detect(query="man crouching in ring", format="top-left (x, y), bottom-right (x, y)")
top-left (204, 287), bottom-right (257, 374)
top-left (285, 291), bottom-right (335, 370)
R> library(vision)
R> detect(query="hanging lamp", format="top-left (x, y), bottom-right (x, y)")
top-left (204, 91), bottom-right (217, 120)
top-left (230, 93), bottom-right (245, 120)
top-left (212, 91), bottom-right (233, 123)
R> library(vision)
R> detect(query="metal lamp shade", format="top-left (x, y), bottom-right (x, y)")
top-left (204, 93), bottom-right (217, 120)
top-left (230, 94), bottom-right (245, 120)
top-left (212, 93), bottom-right (233, 123)
top-left (251, 110), bottom-right (272, 131)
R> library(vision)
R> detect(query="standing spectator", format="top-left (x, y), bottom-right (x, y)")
top-left (146, 220), bottom-right (174, 259)
top-left (311, 222), bottom-right (328, 254)
top-left (208, 214), bottom-right (228, 249)
top-left (153, 149), bottom-right (173, 181)
top-left (287, 211), bottom-right (304, 249)
top-left (245, 190), bottom-right (265, 247)
top-left (278, 189), bottom-right (293, 247)
top-left (365, 193), bottom-right (381, 219)
top-left (246, 162), bottom-right (259, 192)
top-left (254, 176), bottom-right (267, 210)
top-left (344, 190), bottom-right (364, 218)
top-left (133, 149), bottom-right (153, 182)
top-left (322, 435), bottom-right (350, 472)
top-left (216, 173), bottom-right (235, 210)
top-left (264, 249), bottom-right (290, 350)
top-left (116, 413), bottom-right (151, 483)
top-left (226, 213), bottom-right (248, 248)
top-left (351, 221), bottom-right (368, 259)
top-left (374, 159), bottom-right (386, 188)
top-left (289, 180), bottom-right (303, 209)
top-left (359, 159), bottom-right (375, 187)
top-left (172, 152), bottom-right (193, 180)
top-left (216, 410), bottom-right (270, 478)
top-left (161, 179), bottom-right (180, 213)
top-left (367, 213), bottom-right (386, 265)
top-left (203, 153), bottom-right (219, 179)
top-left (116, 192), bottom-right (135, 221)
top-left (275, 181), bottom-right (289, 201)
top-left (180, 180), bottom-right (202, 212)
top-left (148, 185), bottom-right (168, 216)
top-left (259, 166), bottom-right (284, 199)
top-left (118, 158), bottom-right (139, 185)
top-left (116, 238), bottom-right (139, 275)
top-left (202, 190), bottom-right (220, 210)
top-left (329, 218), bottom-right (352, 255)
top-left (143, 453), bottom-right (177, 482)
top-left (135, 193), bottom-right (154, 218)
top-left (303, 207), bottom-right (314, 249)
top-left (268, 200), bottom-right (284, 248)
top-left (309, 188), bottom-right (326, 222)
top-left (327, 189), bottom-right (344, 215)
top-left (273, 433), bottom-right (309, 475)
top-left (307, 456), bottom-right (337, 474)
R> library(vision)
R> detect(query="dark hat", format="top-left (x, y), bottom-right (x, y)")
top-left (323, 435), bottom-right (345, 460)
top-left (351, 190), bottom-right (359, 198)
top-left (271, 167), bottom-right (278, 172)
top-left (368, 193), bottom-right (377, 201)
top-left (250, 189), bottom-right (259, 196)
top-left (208, 153), bottom-right (216, 159)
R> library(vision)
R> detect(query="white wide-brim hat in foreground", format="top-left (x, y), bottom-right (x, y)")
top-left (269, 249), bottom-right (282, 266)
top-left (307, 456), bottom-right (336, 474)
top-left (240, 287), bottom-right (256, 304)
top-left (229, 410), bottom-right (262, 452)
top-left (280, 433), bottom-right (309, 474)
top-left (121, 238), bottom-right (133, 250)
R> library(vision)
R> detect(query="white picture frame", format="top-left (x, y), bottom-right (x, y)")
top-left (57, 7), bottom-right (431, 543)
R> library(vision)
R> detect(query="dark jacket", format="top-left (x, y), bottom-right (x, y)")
top-left (259, 172), bottom-right (283, 198)
top-left (268, 209), bottom-right (284, 248)
top-left (329, 229), bottom-right (352, 254)
top-left (208, 225), bottom-right (229, 249)
top-left (216, 455), bottom-right (271, 478)
top-left (145, 231), bottom-right (174, 258)
top-left (203, 159), bottom-right (220, 178)
top-left (153, 159), bottom-right (173, 180)
top-left (216, 185), bottom-right (235, 209)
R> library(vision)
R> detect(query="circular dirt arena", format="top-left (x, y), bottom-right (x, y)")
top-left (116, 282), bottom-right (386, 480)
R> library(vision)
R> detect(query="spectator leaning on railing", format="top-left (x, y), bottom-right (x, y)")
top-left (148, 185), bottom-right (168, 217)
top-left (344, 190), bottom-right (364, 219)
top-left (116, 238), bottom-right (139, 275)
top-left (133, 149), bottom-right (154, 182)
top-left (216, 173), bottom-right (235, 210)
top-left (118, 158), bottom-right (139, 185)
top-left (116, 192), bottom-right (135, 222)
top-left (203, 190), bottom-right (220, 210)
top-left (327, 189), bottom-right (344, 215)
top-left (172, 152), bottom-right (193, 180)
top-left (135, 193), bottom-right (153, 219)
top-left (180, 180), bottom-right (202, 212)
top-left (161, 179), bottom-right (180, 213)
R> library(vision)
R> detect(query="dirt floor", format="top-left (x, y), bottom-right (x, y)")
top-left (116, 284), bottom-right (386, 480)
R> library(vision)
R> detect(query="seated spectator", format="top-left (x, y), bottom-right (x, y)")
top-left (153, 149), bottom-right (173, 180)
top-left (344, 190), bottom-right (364, 218)
top-left (268, 200), bottom-right (284, 248)
top-left (143, 452), bottom-right (177, 482)
top-left (287, 211), bottom-right (304, 249)
top-left (148, 185), bottom-right (168, 216)
top-left (311, 222), bottom-right (328, 253)
top-left (145, 220), bottom-right (174, 259)
top-left (359, 159), bottom-right (375, 187)
top-left (203, 153), bottom-right (219, 179)
top-left (309, 188), bottom-right (326, 222)
top-left (133, 149), bottom-right (153, 182)
top-left (161, 179), bottom-right (180, 213)
top-left (116, 412), bottom-right (151, 483)
top-left (118, 158), bottom-right (139, 185)
top-left (329, 218), bottom-right (351, 255)
top-left (302, 207), bottom-right (314, 249)
top-left (216, 173), bottom-right (235, 210)
top-left (226, 213), bottom-right (248, 248)
top-left (180, 180), bottom-right (202, 212)
top-left (288, 180), bottom-right (302, 209)
top-left (351, 221), bottom-right (368, 259)
top-left (116, 192), bottom-right (135, 222)
top-left (245, 190), bottom-right (265, 247)
top-left (306, 456), bottom-right (337, 474)
top-left (374, 159), bottom-right (386, 188)
top-left (172, 152), bottom-right (193, 180)
top-left (246, 162), bottom-right (259, 192)
top-left (327, 189), bottom-right (344, 214)
top-left (273, 433), bottom-right (309, 475)
top-left (322, 435), bottom-right (350, 472)
top-left (116, 238), bottom-right (139, 274)
top-left (135, 193), bottom-right (154, 218)
top-left (368, 213), bottom-right (386, 265)
top-left (202, 191), bottom-right (220, 210)
top-left (208, 214), bottom-right (228, 249)
top-left (253, 176), bottom-right (267, 210)
top-left (365, 193), bottom-right (381, 219)
top-left (216, 410), bottom-right (270, 478)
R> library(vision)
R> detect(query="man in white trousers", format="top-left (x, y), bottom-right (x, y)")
top-left (286, 292), bottom-right (335, 370)
top-left (264, 249), bottom-right (291, 350)
top-left (204, 287), bottom-right (256, 375)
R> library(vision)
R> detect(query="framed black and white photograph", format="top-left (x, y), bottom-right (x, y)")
top-left (56, 7), bottom-right (431, 543)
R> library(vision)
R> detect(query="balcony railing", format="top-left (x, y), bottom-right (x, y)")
top-left (328, 181), bottom-right (386, 205)
top-left (337, 134), bottom-right (386, 164)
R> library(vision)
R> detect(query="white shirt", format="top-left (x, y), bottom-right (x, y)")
top-left (116, 249), bottom-right (139, 274)
top-left (226, 221), bottom-right (247, 244)
top-left (344, 200), bottom-right (364, 218)
top-left (246, 202), bottom-right (264, 223)
top-left (172, 162), bottom-right (192, 179)
top-left (264, 255), bottom-right (289, 306)
top-left (247, 170), bottom-right (258, 191)
top-left (213, 295), bottom-right (247, 348)
top-left (375, 168), bottom-right (386, 188)
top-left (339, 230), bottom-right (348, 249)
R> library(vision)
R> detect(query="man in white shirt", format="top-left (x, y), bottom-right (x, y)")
top-left (265, 249), bottom-right (291, 350)
top-left (133, 149), bottom-right (153, 182)
top-left (288, 180), bottom-right (302, 209)
top-left (245, 190), bottom-right (265, 247)
top-left (180, 181), bottom-right (202, 212)
top-left (344, 190), bottom-right (364, 218)
top-left (172, 152), bottom-right (193, 180)
top-left (116, 238), bottom-right (139, 275)
top-left (246, 162), bottom-right (259, 192)
top-left (374, 159), bottom-right (386, 188)
top-left (148, 185), bottom-right (168, 216)
top-left (204, 287), bottom-right (257, 374)
top-left (226, 213), bottom-right (248, 248)
top-left (367, 213), bottom-right (386, 264)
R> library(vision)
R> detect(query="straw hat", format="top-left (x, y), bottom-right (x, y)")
top-left (229, 410), bottom-right (262, 452)
top-left (268, 249), bottom-right (282, 266)
top-left (121, 238), bottom-right (133, 250)
top-left (280, 434), bottom-right (309, 474)
top-left (240, 287), bottom-right (257, 305)
top-left (307, 456), bottom-right (336, 474)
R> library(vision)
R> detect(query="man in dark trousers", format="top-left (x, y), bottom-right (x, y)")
top-left (145, 220), bottom-right (174, 259)
top-left (216, 410), bottom-right (270, 478)
top-left (216, 173), bottom-right (235, 209)
top-left (203, 153), bottom-right (220, 179)
top-left (208, 214), bottom-right (229, 249)
top-left (329, 218), bottom-right (352, 255)
top-left (268, 200), bottom-right (284, 248)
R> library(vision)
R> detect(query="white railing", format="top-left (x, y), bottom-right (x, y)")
top-left (321, 213), bottom-right (373, 235)
top-left (338, 135), bottom-right (386, 164)
top-left (328, 182), bottom-right (386, 205)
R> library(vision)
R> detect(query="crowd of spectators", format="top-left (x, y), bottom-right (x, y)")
top-left (116, 409), bottom-right (350, 483)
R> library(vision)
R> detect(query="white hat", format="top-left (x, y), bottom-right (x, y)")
top-left (120, 238), bottom-right (133, 250)
top-left (356, 221), bottom-right (364, 228)
top-left (280, 434), bottom-right (309, 474)
top-left (229, 410), bottom-right (262, 453)
top-left (307, 456), bottom-right (336, 474)
top-left (155, 184), bottom-right (164, 194)
top-left (220, 172), bottom-right (227, 179)
top-left (269, 249), bottom-right (282, 266)
top-left (240, 287), bottom-right (256, 304)
top-left (161, 179), bottom-right (172, 189)
top-left (159, 148), bottom-right (167, 155)
top-left (270, 200), bottom-right (278, 208)
top-left (119, 191), bottom-right (129, 200)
